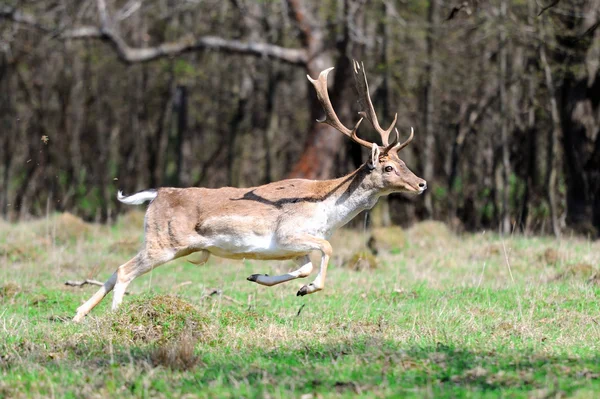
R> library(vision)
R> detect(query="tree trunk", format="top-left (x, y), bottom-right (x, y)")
top-left (287, 0), bottom-right (351, 180)
top-left (560, 73), bottom-right (600, 236)
top-left (519, 62), bottom-right (537, 233)
top-left (174, 85), bottom-right (187, 186)
top-left (553, 0), bottom-right (600, 237)
top-left (262, 67), bottom-right (282, 184)
top-left (149, 72), bottom-right (174, 188)
top-left (422, 0), bottom-right (438, 218)
top-left (227, 69), bottom-right (253, 186)
top-left (370, 0), bottom-right (393, 228)
top-left (519, 0), bottom-right (539, 234)
top-left (540, 46), bottom-right (561, 237)
top-left (499, 0), bottom-right (511, 234)
top-left (0, 54), bottom-right (12, 217)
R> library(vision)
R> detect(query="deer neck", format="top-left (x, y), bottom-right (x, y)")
top-left (320, 164), bottom-right (381, 233)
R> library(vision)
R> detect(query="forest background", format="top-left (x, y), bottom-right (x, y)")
top-left (1, 0), bottom-right (599, 238)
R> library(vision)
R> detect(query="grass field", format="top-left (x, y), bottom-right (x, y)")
top-left (1, 212), bottom-right (600, 398)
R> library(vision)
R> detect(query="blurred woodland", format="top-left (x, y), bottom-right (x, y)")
top-left (0, 0), bottom-right (599, 237)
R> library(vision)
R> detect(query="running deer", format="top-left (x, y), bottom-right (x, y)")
top-left (72, 61), bottom-right (426, 322)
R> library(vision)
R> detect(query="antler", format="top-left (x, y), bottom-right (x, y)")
top-left (352, 60), bottom-right (398, 150)
top-left (388, 127), bottom-right (414, 156)
top-left (308, 62), bottom-right (415, 154)
top-left (307, 68), bottom-right (373, 149)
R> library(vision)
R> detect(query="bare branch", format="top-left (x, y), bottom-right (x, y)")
top-left (71, 30), bottom-right (308, 64)
top-left (446, 3), bottom-right (468, 21)
top-left (537, 0), bottom-right (560, 16)
top-left (116, 0), bottom-right (141, 21)
top-left (1, 6), bottom-right (308, 66)
top-left (65, 279), bottom-right (131, 295)
top-left (199, 288), bottom-right (244, 305)
top-left (96, 0), bottom-right (110, 27)
top-left (62, 26), bottom-right (104, 39)
top-left (580, 20), bottom-right (600, 39)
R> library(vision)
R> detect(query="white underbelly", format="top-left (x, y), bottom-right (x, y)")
top-left (204, 234), bottom-right (303, 260)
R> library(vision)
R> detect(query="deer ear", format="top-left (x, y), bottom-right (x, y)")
top-left (369, 144), bottom-right (381, 170)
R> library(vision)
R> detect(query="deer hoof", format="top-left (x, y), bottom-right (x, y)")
top-left (247, 274), bottom-right (268, 282)
top-left (297, 283), bottom-right (318, 296)
top-left (72, 313), bottom-right (84, 323)
top-left (297, 284), bottom-right (310, 296)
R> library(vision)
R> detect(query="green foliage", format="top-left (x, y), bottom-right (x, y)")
top-left (451, 176), bottom-right (463, 194)
top-left (532, 202), bottom-right (551, 219)
top-left (79, 186), bottom-right (103, 218)
top-left (478, 187), bottom-right (495, 221)
top-left (407, 0), bottom-right (429, 16)
top-left (432, 185), bottom-right (448, 202)
top-left (173, 59), bottom-right (197, 79)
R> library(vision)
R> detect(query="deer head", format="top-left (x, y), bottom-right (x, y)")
top-left (307, 61), bottom-right (427, 195)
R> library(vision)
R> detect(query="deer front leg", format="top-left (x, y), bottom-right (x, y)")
top-left (296, 237), bottom-right (332, 296)
top-left (246, 234), bottom-right (332, 296)
top-left (247, 254), bottom-right (313, 286)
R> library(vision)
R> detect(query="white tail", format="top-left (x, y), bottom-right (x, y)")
top-left (117, 189), bottom-right (158, 205)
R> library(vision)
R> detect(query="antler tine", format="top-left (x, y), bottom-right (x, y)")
top-left (387, 127), bottom-right (415, 154)
top-left (352, 60), bottom-right (398, 146)
top-left (307, 68), bottom-right (373, 149)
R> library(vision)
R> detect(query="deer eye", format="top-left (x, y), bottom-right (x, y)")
top-left (384, 166), bottom-right (394, 173)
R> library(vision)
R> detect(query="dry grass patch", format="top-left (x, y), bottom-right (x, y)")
top-left (367, 226), bottom-right (407, 254)
top-left (151, 332), bottom-right (201, 370)
top-left (551, 263), bottom-right (596, 283)
top-left (471, 244), bottom-right (502, 260)
top-left (0, 282), bottom-right (21, 300)
top-left (407, 221), bottom-right (455, 248)
top-left (329, 228), bottom-right (370, 261)
top-left (109, 294), bottom-right (209, 345)
top-left (0, 237), bottom-right (44, 262)
top-left (26, 213), bottom-right (93, 245)
top-left (108, 237), bottom-right (142, 254)
top-left (343, 250), bottom-right (378, 271)
top-left (117, 210), bottom-right (146, 229)
top-left (539, 248), bottom-right (563, 266)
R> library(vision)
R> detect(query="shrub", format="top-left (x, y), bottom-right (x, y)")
top-left (109, 294), bottom-right (209, 345)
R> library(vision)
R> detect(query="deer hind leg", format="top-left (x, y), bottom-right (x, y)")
top-left (111, 247), bottom-right (175, 310)
top-left (247, 255), bottom-right (313, 287)
top-left (73, 271), bottom-right (118, 322)
top-left (73, 253), bottom-right (147, 322)
top-left (72, 247), bottom-right (175, 322)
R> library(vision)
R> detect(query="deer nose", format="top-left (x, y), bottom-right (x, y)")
top-left (418, 181), bottom-right (427, 192)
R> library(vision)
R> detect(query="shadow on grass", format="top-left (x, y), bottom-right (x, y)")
top-left (193, 340), bottom-right (600, 395)
top-left (6, 336), bottom-right (597, 397)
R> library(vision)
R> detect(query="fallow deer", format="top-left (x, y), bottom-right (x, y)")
top-left (72, 61), bottom-right (426, 322)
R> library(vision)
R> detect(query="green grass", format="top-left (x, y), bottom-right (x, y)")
top-left (1, 214), bottom-right (600, 398)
